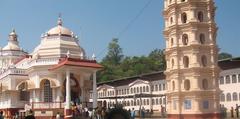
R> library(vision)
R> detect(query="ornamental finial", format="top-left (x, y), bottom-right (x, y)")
top-left (57, 13), bottom-right (63, 26)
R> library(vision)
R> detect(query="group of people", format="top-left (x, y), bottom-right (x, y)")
top-left (129, 107), bottom-right (145, 119)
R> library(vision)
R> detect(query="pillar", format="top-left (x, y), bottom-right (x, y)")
top-left (93, 71), bottom-right (97, 109)
top-left (64, 70), bottom-right (72, 119)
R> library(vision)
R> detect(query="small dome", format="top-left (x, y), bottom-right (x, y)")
top-left (47, 17), bottom-right (73, 36)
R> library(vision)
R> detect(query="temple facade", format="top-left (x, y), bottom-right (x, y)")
top-left (0, 17), bottom-right (102, 119)
top-left (163, 0), bottom-right (220, 118)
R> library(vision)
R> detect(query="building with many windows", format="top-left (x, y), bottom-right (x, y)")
top-left (218, 57), bottom-right (240, 110)
top-left (90, 71), bottom-right (167, 112)
top-left (0, 17), bottom-right (102, 119)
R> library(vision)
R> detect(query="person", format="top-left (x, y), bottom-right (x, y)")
top-left (56, 112), bottom-right (61, 119)
top-left (25, 110), bottom-right (35, 119)
top-left (130, 108), bottom-right (135, 119)
top-left (14, 112), bottom-right (19, 119)
top-left (0, 111), bottom-right (4, 119)
top-left (141, 107), bottom-right (145, 119)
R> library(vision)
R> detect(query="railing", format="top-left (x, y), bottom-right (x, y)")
top-left (28, 58), bottom-right (60, 67)
top-left (0, 68), bottom-right (26, 79)
top-left (32, 102), bottom-right (65, 109)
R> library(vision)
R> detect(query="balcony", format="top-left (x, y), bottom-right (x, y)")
top-left (31, 102), bottom-right (65, 109)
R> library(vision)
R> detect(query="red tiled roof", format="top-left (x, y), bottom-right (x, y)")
top-left (14, 55), bottom-right (32, 64)
top-left (49, 57), bottom-right (103, 70)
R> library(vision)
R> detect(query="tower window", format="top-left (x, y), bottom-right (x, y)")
top-left (171, 59), bottom-right (174, 68)
top-left (182, 34), bottom-right (188, 45)
top-left (170, 17), bottom-right (173, 24)
top-left (199, 33), bottom-right (205, 44)
top-left (171, 38), bottom-right (174, 46)
top-left (198, 11), bottom-right (204, 22)
top-left (184, 80), bottom-right (190, 90)
top-left (202, 79), bottom-right (208, 90)
top-left (183, 56), bottom-right (189, 68)
top-left (201, 55), bottom-right (207, 67)
top-left (172, 81), bottom-right (175, 91)
top-left (181, 12), bottom-right (187, 23)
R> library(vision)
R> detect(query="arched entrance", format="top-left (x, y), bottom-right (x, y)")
top-left (62, 73), bottom-right (81, 104)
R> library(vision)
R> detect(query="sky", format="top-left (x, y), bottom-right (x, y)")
top-left (0, 0), bottom-right (239, 61)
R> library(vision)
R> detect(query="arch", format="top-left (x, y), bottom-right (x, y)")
top-left (183, 56), bottom-right (189, 68)
top-left (202, 79), bottom-right (208, 90)
top-left (143, 86), bottom-right (146, 92)
top-left (137, 87), bottom-right (139, 93)
top-left (171, 38), bottom-right (174, 46)
top-left (197, 11), bottom-right (204, 22)
top-left (147, 99), bottom-right (149, 105)
top-left (233, 92), bottom-right (238, 101)
top-left (181, 12), bottom-right (187, 23)
top-left (184, 80), bottom-right (190, 90)
top-left (220, 93), bottom-right (225, 102)
top-left (143, 99), bottom-right (146, 105)
top-left (201, 55), bottom-right (207, 67)
top-left (181, 0), bottom-right (186, 2)
top-left (225, 75), bottom-right (230, 84)
top-left (160, 98), bottom-right (162, 104)
top-left (146, 86), bottom-right (149, 92)
top-left (232, 75), bottom-right (237, 83)
top-left (219, 76), bottom-right (224, 84)
top-left (140, 87), bottom-right (142, 93)
top-left (226, 93), bottom-right (231, 101)
top-left (18, 81), bottom-right (29, 101)
top-left (182, 34), bottom-right (188, 45)
top-left (156, 98), bottom-right (159, 105)
top-left (137, 100), bottom-right (140, 105)
top-left (172, 81), bottom-right (175, 91)
top-left (41, 79), bottom-right (52, 102)
top-left (152, 99), bottom-right (155, 105)
top-left (170, 17), bottom-right (173, 24)
top-left (199, 33), bottom-right (205, 44)
top-left (171, 59), bottom-right (175, 68)
top-left (155, 85), bottom-right (158, 91)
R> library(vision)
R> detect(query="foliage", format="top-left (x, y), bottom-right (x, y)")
top-left (218, 52), bottom-right (232, 60)
top-left (98, 39), bottom-right (166, 82)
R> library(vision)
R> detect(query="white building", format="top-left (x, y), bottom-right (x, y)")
top-left (0, 17), bottom-right (102, 119)
top-left (218, 57), bottom-right (240, 110)
top-left (90, 71), bottom-right (167, 112)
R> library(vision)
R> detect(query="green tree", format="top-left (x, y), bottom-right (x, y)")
top-left (218, 52), bottom-right (232, 60)
top-left (148, 49), bottom-right (166, 71)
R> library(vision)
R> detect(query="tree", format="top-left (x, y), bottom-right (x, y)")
top-left (102, 38), bottom-right (124, 65)
top-left (148, 49), bottom-right (166, 71)
top-left (218, 52), bottom-right (232, 60)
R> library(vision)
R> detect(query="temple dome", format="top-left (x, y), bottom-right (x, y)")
top-left (47, 17), bottom-right (73, 36)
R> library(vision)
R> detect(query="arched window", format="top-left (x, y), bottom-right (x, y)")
top-left (220, 93), bottom-right (225, 102)
top-left (181, 12), bottom-right (187, 23)
top-left (199, 33), bottom-right (205, 44)
top-left (152, 99), bottom-right (155, 105)
top-left (232, 75), bottom-right (237, 83)
top-left (171, 59), bottom-right (174, 68)
top-left (201, 55), bottom-right (207, 67)
top-left (146, 86), bottom-right (149, 92)
top-left (159, 84), bottom-right (162, 91)
top-left (202, 79), bottom-right (208, 90)
top-left (219, 76), bottom-right (224, 84)
top-left (134, 87), bottom-right (136, 93)
top-left (225, 75), bottom-right (230, 84)
top-left (160, 98), bottom-right (162, 105)
top-left (156, 98), bottom-right (159, 105)
top-left (143, 86), bottom-right (146, 92)
top-left (198, 11), bottom-right (204, 22)
top-left (18, 82), bottom-right (29, 101)
top-left (171, 38), bottom-right (174, 46)
top-left (137, 87), bottom-right (139, 93)
top-left (238, 74), bottom-right (240, 83)
top-left (170, 17), bottom-right (173, 24)
top-left (172, 81), bottom-right (175, 91)
top-left (43, 80), bottom-right (52, 102)
top-left (143, 99), bottom-right (146, 105)
top-left (182, 34), bottom-right (188, 45)
top-left (226, 93), bottom-right (231, 101)
top-left (130, 88), bottom-right (133, 94)
top-left (140, 87), bottom-right (142, 93)
top-left (147, 99), bottom-right (149, 105)
top-left (184, 80), bottom-right (190, 90)
top-left (233, 92), bottom-right (238, 101)
top-left (131, 100), bottom-right (133, 106)
top-left (183, 56), bottom-right (189, 68)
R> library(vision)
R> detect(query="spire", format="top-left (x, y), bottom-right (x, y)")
top-left (57, 13), bottom-right (63, 26)
top-left (92, 53), bottom-right (96, 60)
top-left (9, 28), bottom-right (18, 41)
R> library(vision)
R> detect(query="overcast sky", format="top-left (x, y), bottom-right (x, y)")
top-left (0, 0), bottom-right (239, 60)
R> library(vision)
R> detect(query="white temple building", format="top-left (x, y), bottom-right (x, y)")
top-left (0, 17), bottom-right (102, 119)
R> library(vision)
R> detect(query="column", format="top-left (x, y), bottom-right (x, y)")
top-left (93, 71), bottom-right (97, 109)
top-left (64, 69), bottom-right (72, 119)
